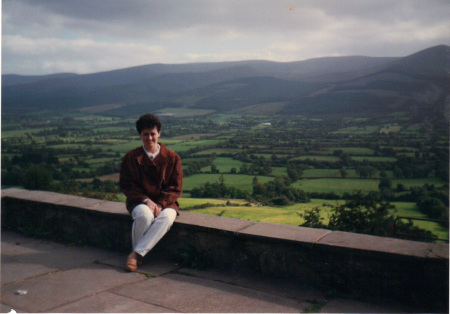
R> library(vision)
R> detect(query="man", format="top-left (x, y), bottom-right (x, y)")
top-left (120, 113), bottom-right (182, 271)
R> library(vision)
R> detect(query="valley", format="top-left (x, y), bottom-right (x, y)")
top-left (1, 111), bottom-right (448, 241)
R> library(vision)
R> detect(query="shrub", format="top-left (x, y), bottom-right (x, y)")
top-left (299, 191), bottom-right (438, 241)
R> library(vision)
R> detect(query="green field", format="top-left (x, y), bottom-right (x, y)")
top-left (293, 178), bottom-right (380, 194)
top-left (2, 112), bottom-right (448, 243)
top-left (210, 157), bottom-right (244, 172)
top-left (290, 155), bottom-right (340, 162)
top-left (183, 174), bottom-right (273, 193)
top-left (351, 156), bottom-right (397, 162)
top-left (303, 169), bottom-right (345, 178)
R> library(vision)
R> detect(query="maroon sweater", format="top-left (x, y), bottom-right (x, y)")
top-left (119, 143), bottom-right (183, 214)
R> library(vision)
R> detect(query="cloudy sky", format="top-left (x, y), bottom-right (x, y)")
top-left (2, 0), bottom-right (449, 75)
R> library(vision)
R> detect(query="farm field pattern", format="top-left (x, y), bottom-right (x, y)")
top-left (1, 112), bottom-right (448, 240)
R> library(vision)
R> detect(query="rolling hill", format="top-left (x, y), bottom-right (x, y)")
top-left (2, 45), bottom-right (449, 119)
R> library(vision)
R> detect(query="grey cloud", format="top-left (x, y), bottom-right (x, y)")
top-left (2, 0), bottom-right (449, 75)
top-left (5, 0), bottom-right (449, 39)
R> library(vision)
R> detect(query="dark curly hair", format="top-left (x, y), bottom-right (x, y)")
top-left (135, 113), bottom-right (162, 134)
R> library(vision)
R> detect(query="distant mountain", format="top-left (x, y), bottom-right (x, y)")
top-left (1, 73), bottom-right (78, 87)
top-left (2, 45), bottom-right (448, 119)
top-left (289, 44), bottom-right (449, 117)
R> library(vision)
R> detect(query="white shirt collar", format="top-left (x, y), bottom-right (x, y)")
top-left (143, 144), bottom-right (160, 160)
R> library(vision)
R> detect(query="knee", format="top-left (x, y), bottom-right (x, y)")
top-left (158, 208), bottom-right (177, 226)
top-left (132, 204), bottom-right (154, 224)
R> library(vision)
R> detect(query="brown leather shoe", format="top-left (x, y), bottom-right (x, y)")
top-left (125, 252), bottom-right (138, 272)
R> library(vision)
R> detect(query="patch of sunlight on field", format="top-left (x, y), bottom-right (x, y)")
top-left (182, 198), bottom-right (448, 240)
top-left (187, 199), bottom-right (341, 226)
top-left (380, 125), bottom-right (401, 134)
top-left (393, 202), bottom-right (449, 241)
top-left (190, 206), bottom-right (299, 224)
top-left (178, 198), bottom-right (247, 208)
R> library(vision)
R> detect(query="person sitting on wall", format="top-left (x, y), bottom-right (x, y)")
top-left (120, 113), bottom-right (183, 271)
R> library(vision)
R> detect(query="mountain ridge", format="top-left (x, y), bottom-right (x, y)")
top-left (2, 45), bottom-right (448, 119)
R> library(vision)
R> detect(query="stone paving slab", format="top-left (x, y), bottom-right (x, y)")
top-left (178, 266), bottom-right (325, 301)
top-left (1, 303), bottom-right (24, 314)
top-left (1, 231), bottom-right (122, 284)
top-left (112, 273), bottom-right (308, 313)
top-left (1, 230), bottom-right (432, 313)
top-left (100, 252), bottom-right (179, 276)
top-left (1, 263), bottom-right (146, 313)
top-left (48, 291), bottom-right (174, 313)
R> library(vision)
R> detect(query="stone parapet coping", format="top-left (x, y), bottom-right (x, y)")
top-left (1, 188), bottom-right (449, 309)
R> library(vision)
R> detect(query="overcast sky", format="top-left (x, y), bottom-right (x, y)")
top-left (2, 0), bottom-right (449, 75)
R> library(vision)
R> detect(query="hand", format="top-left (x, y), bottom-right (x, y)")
top-left (144, 199), bottom-right (162, 217)
top-left (154, 204), bottom-right (162, 217)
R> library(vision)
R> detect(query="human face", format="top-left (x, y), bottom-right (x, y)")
top-left (139, 127), bottom-right (161, 153)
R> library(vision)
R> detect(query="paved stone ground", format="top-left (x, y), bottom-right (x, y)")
top-left (1, 231), bottom-right (423, 313)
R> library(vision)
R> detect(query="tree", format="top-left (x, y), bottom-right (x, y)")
top-left (23, 165), bottom-right (53, 190)
top-left (339, 168), bottom-right (348, 178)
top-left (356, 166), bottom-right (377, 179)
top-left (393, 167), bottom-right (404, 178)
top-left (378, 178), bottom-right (392, 190)
top-left (298, 207), bottom-right (326, 228)
top-left (396, 183), bottom-right (406, 192)
top-left (287, 163), bottom-right (305, 182)
top-left (299, 191), bottom-right (437, 241)
top-left (417, 197), bottom-right (448, 220)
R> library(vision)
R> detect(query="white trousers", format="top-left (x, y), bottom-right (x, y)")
top-left (131, 204), bottom-right (177, 257)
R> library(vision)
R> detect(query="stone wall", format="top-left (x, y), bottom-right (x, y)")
top-left (1, 188), bottom-right (448, 309)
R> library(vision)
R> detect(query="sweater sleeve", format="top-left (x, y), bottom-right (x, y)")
top-left (157, 154), bottom-right (183, 209)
